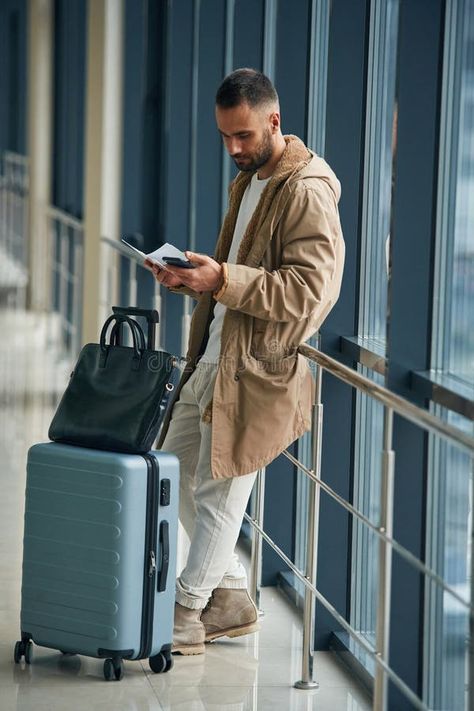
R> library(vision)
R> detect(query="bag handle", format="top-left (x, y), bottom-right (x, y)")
top-left (112, 306), bottom-right (159, 349)
top-left (99, 315), bottom-right (145, 369)
top-left (110, 317), bottom-right (146, 350)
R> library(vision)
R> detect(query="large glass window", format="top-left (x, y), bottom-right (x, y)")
top-left (358, 0), bottom-right (399, 349)
top-left (292, 0), bottom-right (331, 587)
top-left (432, 0), bottom-right (474, 385)
top-left (425, 2), bottom-right (474, 709)
top-left (351, 369), bottom-right (384, 659)
top-left (350, 0), bottom-right (399, 662)
top-left (425, 409), bottom-right (472, 711)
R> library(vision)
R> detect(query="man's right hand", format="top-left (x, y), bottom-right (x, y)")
top-left (145, 259), bottom-right (183, 289)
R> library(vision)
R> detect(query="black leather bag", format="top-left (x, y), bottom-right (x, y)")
top-left (49, 307), bottom-right (178, 454)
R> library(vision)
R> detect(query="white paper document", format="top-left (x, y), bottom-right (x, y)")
top-left (121, 240), bottom-right (188, 268)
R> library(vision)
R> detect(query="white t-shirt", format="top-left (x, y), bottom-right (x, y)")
top-left (200, 173), bottom-right (271, 364)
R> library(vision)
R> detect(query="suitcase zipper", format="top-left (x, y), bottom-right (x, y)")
top-left (138, 454), bottom-right (159, 659)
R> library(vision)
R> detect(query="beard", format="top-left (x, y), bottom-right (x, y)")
top-left (232, 129), bottom-right (274, 173)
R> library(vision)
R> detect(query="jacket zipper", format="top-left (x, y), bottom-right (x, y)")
top-left (138, 454), bottom-right (159, 659)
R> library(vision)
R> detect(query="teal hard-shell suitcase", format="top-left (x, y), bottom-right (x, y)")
top-left (14, 442), bottom-right (179, 681)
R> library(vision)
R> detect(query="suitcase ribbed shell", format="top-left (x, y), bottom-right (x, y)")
top-left (20, 443), bottom-right (178, 660)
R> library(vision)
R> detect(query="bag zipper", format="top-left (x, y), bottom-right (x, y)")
top-left (138, 454), bottom-right (159, 659)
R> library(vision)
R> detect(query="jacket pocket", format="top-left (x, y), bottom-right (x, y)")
top-left (241, 351), bottom-right (299, 378)
top-left (250, 317), bottom-right (272, 360)
top-left (250, 318), bottom-right (298, 363)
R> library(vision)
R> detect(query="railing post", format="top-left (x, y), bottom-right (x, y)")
top-left (249, 467), bottom-right (266, 613)
top-left (373, 407), bottom-right (395, 711)
top-left (58, 220), bottom-right (69, 352)
top-left (294, 364), bottom-right (323, 690)
top-left (71, 237), bottom-right (83, 357)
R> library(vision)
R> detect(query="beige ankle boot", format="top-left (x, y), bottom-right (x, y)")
top-left (172, 602), bottom-right (205, 655)
top-left (200, 588), bottom-right (260, 642)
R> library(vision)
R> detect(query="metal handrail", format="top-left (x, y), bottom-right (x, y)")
top-left (281, 448), bottom-right (469, 610)
top-left (244, 514), bottom-right (429, 711)
top-left (46, 204), bottom-right (83, 232)
top-left (3, 150), bottom-right (29, 167)
top-left (298, 343), bottom-right (474, 453)
top-left (248, 342), bottom-right (473, 711)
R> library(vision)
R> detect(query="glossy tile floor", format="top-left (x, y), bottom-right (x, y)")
top-left (0, 308), bottom-right (372, 711)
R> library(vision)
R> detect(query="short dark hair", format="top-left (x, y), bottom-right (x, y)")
top-left (216, 68), bottom-right (279, 109)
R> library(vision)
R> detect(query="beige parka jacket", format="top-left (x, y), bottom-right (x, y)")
top-left (159, 135), bottom-right (345, 478)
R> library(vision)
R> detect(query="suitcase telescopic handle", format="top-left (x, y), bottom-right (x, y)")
top-left (157, 521), bottom-right (170, 593)
top-left (112, 306), bottom-right (159, 349)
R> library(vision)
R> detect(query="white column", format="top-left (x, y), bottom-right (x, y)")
top-left (82, 0), bottom-right (123, 344)
top-left (27, 0), bottom-right (53, 311)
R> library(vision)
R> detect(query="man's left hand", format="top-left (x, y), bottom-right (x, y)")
top-left (164, 251), bottom-right (224, 292)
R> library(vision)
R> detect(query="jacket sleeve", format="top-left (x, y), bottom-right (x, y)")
top-left (214, 182), bottom-right (342, 322)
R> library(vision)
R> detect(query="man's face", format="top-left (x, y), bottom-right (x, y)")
top-left (215, 102), bottom-right (277, 173)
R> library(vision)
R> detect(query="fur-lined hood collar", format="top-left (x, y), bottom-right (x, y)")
top-left (214, 135), bottom-right (339, 267)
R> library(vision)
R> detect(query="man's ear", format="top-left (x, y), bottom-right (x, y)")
top-left (269, 111), bottom-right (281, 133)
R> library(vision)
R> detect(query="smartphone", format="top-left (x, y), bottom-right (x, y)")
top-left (162, 256), bottom-right (196, 269)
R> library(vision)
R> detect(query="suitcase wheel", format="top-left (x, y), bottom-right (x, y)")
top-left (103, 657), bottom-right (123, 681)
top-left (14, 639), bottom-right (33, 665)
top-left (149, 652), bottom-right (173, 674)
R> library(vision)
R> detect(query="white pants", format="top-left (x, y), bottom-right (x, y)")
top-left (161, 362), bottom-right (257, 610)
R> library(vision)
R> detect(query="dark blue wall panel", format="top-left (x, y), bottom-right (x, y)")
top-left (386, 0), bottom-right (445, 707)
top-left (233, 0), bottom-right (264, 71)
top-left (162, 0), bottom-right (194, 253)
top-left (121, 0), bottom-right (147, 241)
top-left (52, 0), bottom-right (87, 217)
top-left (120, 0), bottom-right (151, 309)
top-left (159, 0), bottom-right (195, 357)
top-left (261, 446), bottom-right (297, 586)
top-left (315, 0), bottom-right (370, 649)
top-left (0, 0), bottom-right (27, 155)
top-left (195, 0), bottom-right (227, 255)
top-left (274, 0), bottom-right (310, 138)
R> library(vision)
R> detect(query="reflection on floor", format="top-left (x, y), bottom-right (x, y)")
top-left (0, 307), bottom-right (372, 711)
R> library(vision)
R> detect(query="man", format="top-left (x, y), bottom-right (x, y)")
top-left (148, 68), bottom-right (345, 655)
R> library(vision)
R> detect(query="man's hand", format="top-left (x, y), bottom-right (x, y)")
top-left (145, 259), bottom-right (184, 289)
top-left (163, 251), bottom-right (223, 293)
